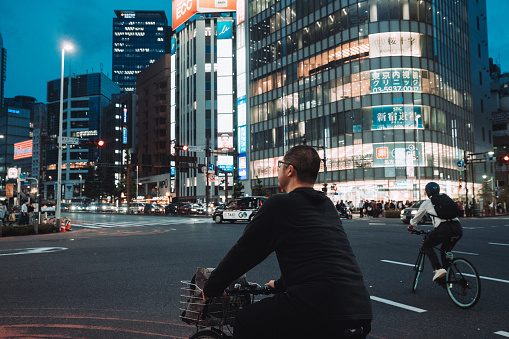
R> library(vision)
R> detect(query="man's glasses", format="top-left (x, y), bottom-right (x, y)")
top-left (278, 160), bottom-right (298, 171)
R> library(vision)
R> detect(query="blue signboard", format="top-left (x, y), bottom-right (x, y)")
top-left (238, 153), bottom-right (247, 180)
top-left (171, 37), bottom-right (176, 55)
top-left (123, 127), bottom-right (128, 144)
top-left (372, 105), bottom-right (423, 130)
top-left (217, 21), bottom-right (232, 40)
top-left (123, 107), bottom-right (127, 123)
top-left (239, 125), bottom-right (247, 153)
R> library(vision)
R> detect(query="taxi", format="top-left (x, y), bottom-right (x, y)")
top-left (212, 197), bottom-right (266, 224)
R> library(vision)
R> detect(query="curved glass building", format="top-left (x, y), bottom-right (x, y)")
top-left (240, 0), bottom-right (492, 202)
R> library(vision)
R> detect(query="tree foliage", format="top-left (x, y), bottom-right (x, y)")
top-left (232, 180), bottom-right (245, 198)
top-left (252, 177), bottom-right (267, 196)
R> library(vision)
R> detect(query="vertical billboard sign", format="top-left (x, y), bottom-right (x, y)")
top-left (236, 17), bottom-right (247, 180)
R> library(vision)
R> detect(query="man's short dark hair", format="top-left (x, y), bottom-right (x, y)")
top-left (284, 145), bottom-right (321, 184)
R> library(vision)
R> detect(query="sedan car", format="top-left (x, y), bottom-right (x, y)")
top-left (400, 201), bottom-right (431, 224)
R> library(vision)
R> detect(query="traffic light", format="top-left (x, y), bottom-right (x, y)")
top-left (459, 181), bottom-right (463, 188)
top-left (496, 155), bottom-right (509, 163)
top-left (175, 144), bottom-right (188, 151)
top-left (96, 140), bottom-right (105, 147)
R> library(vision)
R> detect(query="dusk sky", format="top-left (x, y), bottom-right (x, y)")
top-left (1, 0), bottom-right (508, 103)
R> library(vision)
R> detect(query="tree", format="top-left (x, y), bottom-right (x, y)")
top-left (232, 180), bottom-right (245, 198)
top-left (84, 167), bottom-right (100, 200)
top-left (252, 177), bottom-right (267, 196)
top-left (497, 182), bottom-right (509, 210)
top-left (478, 180), bottom-right (493, 214)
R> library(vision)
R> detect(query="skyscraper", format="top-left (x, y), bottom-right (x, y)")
top-left (45, 72), bottom-right (119, 200)
top-left (112, 10), bottom-right (168, 93)
top-left (0, 32), bottom-right (7, 108)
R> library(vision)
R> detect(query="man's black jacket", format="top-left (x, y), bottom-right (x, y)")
top-left (203, 187), bottom-right (372, 321)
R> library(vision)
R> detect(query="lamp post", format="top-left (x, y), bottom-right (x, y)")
top-left (56, 43), bottom-right (73, 224)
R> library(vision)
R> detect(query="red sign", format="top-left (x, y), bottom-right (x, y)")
top-left (173, 0), bottom-right (198, 29)
top-left (13, 140), bottom-right (33, 159)
top-left (376, 147), bottom-right (389, 159)
top-left (6, 184), bottom-right (14, 198)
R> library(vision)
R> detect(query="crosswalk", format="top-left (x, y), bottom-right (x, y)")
top-left (72, 218), bottom-right (213, 229)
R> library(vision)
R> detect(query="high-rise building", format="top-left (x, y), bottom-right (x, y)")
top-left (113, 10), bottom-right (168, 93)
top-left (0, 32), bottom-right (6, 108)
top-left (0, 106), bottom-right (31, 192)
top-left (165, 15), bottom-right (236, 202)
top-left (237, 0), bottom-right (492, 202)
top-left (45, 73), bottom-right (119, 200)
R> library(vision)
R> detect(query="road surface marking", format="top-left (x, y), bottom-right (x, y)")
top-left (381, 260), bottom-right (414, 267)
top-left (489, 242), bottom-right (509, 246)
top-left (452, 250), bottom-right (479, 255)
top-left (0, 247), bottom-right (68, 256)
top-left (370, 296), bottom-right (427, 313)
top-left (382, 260), bottom-right (509, 284)
top-left (495, 331), bottom-right (509, 337)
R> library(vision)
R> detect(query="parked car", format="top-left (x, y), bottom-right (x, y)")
top-left (165, 203), bottom-right (178, 215)
top-left (178, 203), bottom-right (193, 215)
top-left (400, 201), bottom-right (430, 224)
top-left (212, 197), bottom-right (267, 224)
top-left (190, 203), bottom-right (206, 215)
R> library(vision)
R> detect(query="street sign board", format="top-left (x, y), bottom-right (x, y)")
top-left (61, 137), bottom-right (79, 145)
top-left (208, 164), bottom-right (215, 173)
top-left (187, 145), bottom-right (204, 152)
top-left (7, 168), bottom-right (18, 179)
top-left (457, 160), bottom-right (465, 169)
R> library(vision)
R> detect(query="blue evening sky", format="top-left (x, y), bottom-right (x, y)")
top-left (0, 0), bottom-right (507, 103)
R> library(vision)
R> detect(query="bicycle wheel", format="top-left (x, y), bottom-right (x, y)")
top-left (446, 258), bottom-right (481, 308)
top-left (190, 329), bottom-right (225, 339)
top-left (412, 251), bottom-right (425, 292)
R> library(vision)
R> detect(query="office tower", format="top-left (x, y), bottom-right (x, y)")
top-left (0, 32), bottom-right (6, 108)
top-left (113, 10), bottom-right (168, 93)
top-left (238, 0), bottom-right (492, 202)
top-left (45, 73), bottom-right (119, 200)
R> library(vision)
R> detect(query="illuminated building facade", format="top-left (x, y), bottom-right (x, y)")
top-left (0, 32), bottom-right (6, 109)
top-left (45, 73), bottom-right (119, 200)
top-left (113, 10), bottom-right (168, 93)
top-left (240, 0), bottom-right (492, 202)
top-left (169, 15), bottom-right (237, 202)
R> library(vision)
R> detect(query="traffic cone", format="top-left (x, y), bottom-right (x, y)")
top-left (60, 218), bottom-right (66, 232)
top-left (65, 216), bottom-right (72, 230)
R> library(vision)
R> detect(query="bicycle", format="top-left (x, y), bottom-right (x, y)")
top-left (410, 229), bottom-right (481, 308)
top-left (180, 280), bottom-right (273, 338)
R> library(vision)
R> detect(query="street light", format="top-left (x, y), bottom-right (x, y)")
top-left (56, 42), bottom-right (73, 223)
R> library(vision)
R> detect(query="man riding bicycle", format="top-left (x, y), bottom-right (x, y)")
top-left (408, 182), bottom-right (463, 281)
top-left (202, 145), bottom-right (372, 338)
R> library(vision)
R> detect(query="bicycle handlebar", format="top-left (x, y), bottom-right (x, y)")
top-left (225, 283), bottom-right (274, 296)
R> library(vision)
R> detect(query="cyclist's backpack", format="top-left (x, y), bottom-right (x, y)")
top-left (430, 194), bottom-right (460, 220)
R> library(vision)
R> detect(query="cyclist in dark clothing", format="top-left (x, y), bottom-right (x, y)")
top-left (203, 145), bottom-right (372, 338)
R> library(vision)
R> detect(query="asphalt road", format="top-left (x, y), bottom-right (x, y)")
top-left (1, 213), bottom-right (508, 338)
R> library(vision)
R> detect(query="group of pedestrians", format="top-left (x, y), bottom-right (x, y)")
top-left (0, 200), bottom-right (34, 225)
top-left (358, 199), bottom-right (414, 218)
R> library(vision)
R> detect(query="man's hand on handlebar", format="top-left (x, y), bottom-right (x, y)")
top-left (265, 280), bottom-right (276, 289)
top-left (407, 225), bottom-right (417, 233)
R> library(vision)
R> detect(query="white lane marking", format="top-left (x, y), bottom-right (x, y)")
top-left (368, 223), bottom-right (385, 225)
top-left (495, 331), bottom-right (509, 337)
top-left (381, 260), bottom-right (414, 267)
top-left (0, 247), bottom-right (68, 256)
top-left (489, 242), bottom-right (509, 246)
top-left (370, 296), bottom-right (427, 313)
top-left (452, 250), bottom-right (479, 255)
top-left (463, 274), bottom-right (509, 284)
top-left (382, 260), bottom-right (509, 284)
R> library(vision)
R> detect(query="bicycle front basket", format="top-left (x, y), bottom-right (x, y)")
top-left (179, 280), bottom-right (247, 327)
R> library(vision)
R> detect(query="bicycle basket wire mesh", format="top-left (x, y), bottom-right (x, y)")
top-left (180, 280), bottom-right (248, 327)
